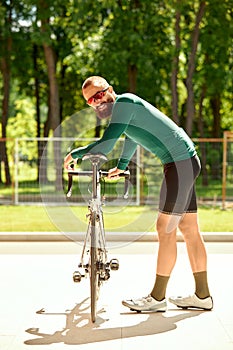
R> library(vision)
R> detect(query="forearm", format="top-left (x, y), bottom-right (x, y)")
top-left (71, 123), bottom-right (126, 160)
top-left (117, 136), bottom-right (137, 170)
top-left (71, 143), bottom-right (96, 159)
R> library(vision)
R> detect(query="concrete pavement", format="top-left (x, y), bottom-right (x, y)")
top-left (0, 241), bottom-right (233, 349)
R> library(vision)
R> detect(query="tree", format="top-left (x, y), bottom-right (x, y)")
top-left (1, 0), bottom-right (233, 193)
top-left (7, 99), bottom-right (37, 163)
top-left (0, 0), bottom-right (12, 185)
top-left (198, 0), bottom-right (233, 138)
top-left (37, 1), bottom-right (60, 137)
top-left (171, 0), bottom-right (181, 125)
top-left (196, 0), bottom-right (233, 181)
top-left (185, 1), bottom-right (206, 136)
top-left (89, 0), bottom-right (173, 110)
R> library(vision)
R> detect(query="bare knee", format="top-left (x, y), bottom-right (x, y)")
top-left (156, 214), bottom-right (181, 235)
top-left (178, 219), bottom-right (201, 242)
top-left (178, 220), bottom-right (190, 234)
top-left (156, 217), bottom-right (177, 243)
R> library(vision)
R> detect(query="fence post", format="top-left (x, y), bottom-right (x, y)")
top-left (222, 132), bottom-right (227, 210)
top-left (222, 131), bottom-right (233, 210)
top-left (14, 138), bottom-right (19, 205)
top-left (136, 145), bottom-right (141, 205)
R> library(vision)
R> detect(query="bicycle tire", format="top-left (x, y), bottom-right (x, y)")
top-left (90, 212), bottom-right (98, 322)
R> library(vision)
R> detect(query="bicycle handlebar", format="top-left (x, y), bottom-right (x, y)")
top-left (66, 167), bottom-right (130, 199)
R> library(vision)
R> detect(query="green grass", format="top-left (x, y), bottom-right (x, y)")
top-left (0, 205), bottom-right (232, 232)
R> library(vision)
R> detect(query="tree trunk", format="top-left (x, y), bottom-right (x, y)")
top-left (33, 44), bottom-right (42, 182)
top-left (210, 95), bottom-right (221, 138)
top-left (185, 1), bottom-right (206, 136)
top-left (39, 110), bottom-right (50, 185)
top-left (0, 57), bottom-right (11, 185)
top-left (42, 43), bottom-right (62, 190)
top-left (39, 1), bottom-right (61, 190)
top-left (0, 2), bottom-right (12, 186)
top-left (210, 94), bottom-right (221, 180)
top-left (94, 116), bottom-right (101, 138)
top-left (43, 44), bottom-right (61, 136)
top-left (171, 3), bottom-right (181, 125)
top-left (128, 64), bottom-right (137, 93)
top-left (197, 83), bottom-right (208, 186)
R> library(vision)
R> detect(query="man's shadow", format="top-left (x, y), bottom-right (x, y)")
top-left (25, 298), bottom-right (203, 346)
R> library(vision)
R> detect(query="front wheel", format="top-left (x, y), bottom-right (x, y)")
top-left (90, 213), bottom-right (98, 322)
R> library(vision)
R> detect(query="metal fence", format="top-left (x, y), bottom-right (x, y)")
top-left (0, 134), bottom-right (232, 208)
top-left (14, 138), bottom-right (142, 206)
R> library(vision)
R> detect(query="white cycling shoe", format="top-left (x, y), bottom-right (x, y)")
top-left (122, 295), bottom-right (167, 312)
top-left (169, 294), bottom-right (213, 310)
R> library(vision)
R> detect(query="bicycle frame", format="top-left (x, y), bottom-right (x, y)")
top-left (79, 156), bottom-right (107, 267)
top-left (66, 153), bottom-right (130, 322)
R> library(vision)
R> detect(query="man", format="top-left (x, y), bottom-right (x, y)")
top-left (64, 76), bottom-right (213, 312)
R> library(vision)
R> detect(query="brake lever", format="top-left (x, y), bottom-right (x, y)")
top-left (66, 163), bottom-right (74, 198)
top-left (122, 170), bottom-right (130, 199)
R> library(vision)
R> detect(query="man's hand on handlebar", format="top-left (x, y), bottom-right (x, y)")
top-left (107, 167), bottom-right (125, 179)
top-left (64, 153), bottom-right (127, 180)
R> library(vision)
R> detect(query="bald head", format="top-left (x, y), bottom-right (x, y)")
top-left (82, 76), bottom-right (110, 101)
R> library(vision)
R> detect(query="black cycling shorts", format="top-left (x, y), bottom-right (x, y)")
top-left (159, 155), bottom-right (201, 215)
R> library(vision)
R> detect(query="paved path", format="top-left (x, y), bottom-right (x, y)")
top-left (0, 241), bottom-right (233, 349)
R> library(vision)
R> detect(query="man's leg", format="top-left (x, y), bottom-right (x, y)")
top-left (168, 211), bottom-right (213, 309)
top-left (121, 212), bottom-right (179, 311)
top-left (155, 212), bottom-right (179, 274)
top-left (151, 212), bottom-right (180, 301)
top-left (178, 212), bottom-right (210, 298)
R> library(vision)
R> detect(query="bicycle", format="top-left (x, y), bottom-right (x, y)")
top-left (66, 153), bottom-right (130, 322)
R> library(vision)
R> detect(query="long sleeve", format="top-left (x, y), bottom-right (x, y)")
top-left (71, 122), bottom-right (128, 159)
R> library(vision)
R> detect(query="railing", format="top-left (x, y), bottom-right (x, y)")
top-left (0, 133), bottom-right (232, 208)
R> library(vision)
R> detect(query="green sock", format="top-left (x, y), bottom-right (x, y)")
top-left (193, 271), bottom-right (210, 299)
top-left (151, 274), bottom-right (170, 301)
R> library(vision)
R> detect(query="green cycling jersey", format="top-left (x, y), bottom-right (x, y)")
top-left (71, 93), bottom-right (196, 170)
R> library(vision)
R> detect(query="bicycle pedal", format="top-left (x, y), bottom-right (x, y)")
top-left (109, 259), bottom-right (119, 271)
top-left (73, 271), bottom-right (82, 283)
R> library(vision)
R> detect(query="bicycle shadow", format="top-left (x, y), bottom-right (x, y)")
top-left (24, 298), bottom-right (203, 346)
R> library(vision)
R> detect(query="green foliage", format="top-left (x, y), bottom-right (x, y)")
top-left (7, 99), bottom-right (37, 161)
top-left (7, 99), bottom-right (37, 138)
top-left (87, 0), bottom-right (173, 107)
top-left (1, 0), bottom-right (233, 145)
